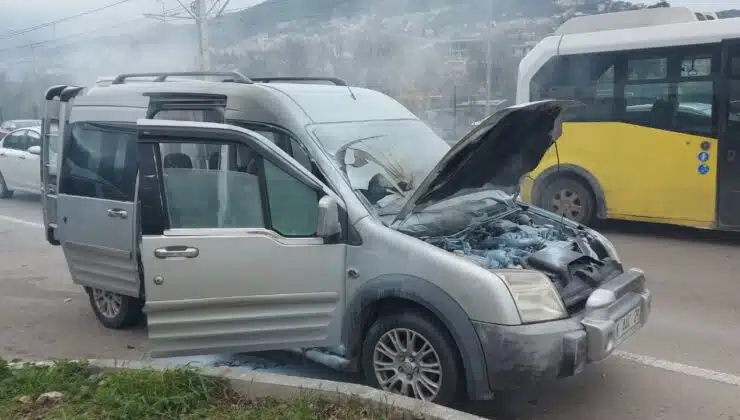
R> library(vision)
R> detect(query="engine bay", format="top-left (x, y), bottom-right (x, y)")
top-left (417, 208), bottom-right (623, 310)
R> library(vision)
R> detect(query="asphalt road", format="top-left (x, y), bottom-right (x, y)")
top-left (1, 192), bottom-right (739, 419)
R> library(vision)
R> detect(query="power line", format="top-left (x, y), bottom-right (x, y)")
top-left (1, 1), bottom-right (249, 67)
top-left (146, 0), bottom-right (232, 71)
top-left (0, 0), bottom-right (134, 41)
top-left (0, 5), bottom-right (185, 55)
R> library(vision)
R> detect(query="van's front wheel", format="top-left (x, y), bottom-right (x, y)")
top-left (87, 287), bottom-right (143, 329)
top-left (361, 311), bottom-right (463, 405)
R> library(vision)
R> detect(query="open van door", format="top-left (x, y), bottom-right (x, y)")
top-left (40, 85), bottom-right (66, 245)
top-left (135, 119), bottom-right (347, 358)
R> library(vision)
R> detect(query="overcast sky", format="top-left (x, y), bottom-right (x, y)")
top-left (0, 0), bottom-right (736, 50)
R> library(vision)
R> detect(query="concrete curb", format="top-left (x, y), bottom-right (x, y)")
top-left (10, 358), bottom-right (486, 420)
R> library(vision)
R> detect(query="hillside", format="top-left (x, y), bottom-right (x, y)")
top-left (1, 0), bottom-right (738, 123)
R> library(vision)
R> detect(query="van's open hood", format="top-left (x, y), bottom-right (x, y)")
top-left (392, 100), bottom-right (582, 223)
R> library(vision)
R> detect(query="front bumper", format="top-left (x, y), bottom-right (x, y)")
top-left (473, 268), bottom-right (651, 391)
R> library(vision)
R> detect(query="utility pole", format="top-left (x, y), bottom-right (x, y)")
top-left (144, 0), bottom-right (231, 72)
top-left (485, 0), bottom-right (494, 116)
top-left (194, 0), bottom-right (209, 71)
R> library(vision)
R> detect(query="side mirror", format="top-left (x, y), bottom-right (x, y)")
top-left (27, 145), bottom-right (41, 155)
top-left (317, 195), bottom-right (342, 239)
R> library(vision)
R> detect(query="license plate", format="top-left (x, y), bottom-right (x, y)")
top-left (615, 307), bottom-right (641, 339)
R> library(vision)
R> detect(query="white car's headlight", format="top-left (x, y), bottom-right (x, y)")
top-left (499, 270), bottom-right (567, 324)
top-left (588, 228), bottom-right (620, 262)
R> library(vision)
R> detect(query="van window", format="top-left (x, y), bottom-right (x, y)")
top-left (157, 139), bottom-right (320, 237)
top-left (59, 123), bottom-right (137, 202)
top-left (228, 122), bottom-right (314, 171)
top-left (160, 141), bottom-right (264, 229)
top-left (263, 159), bottom-right (319, 236)
top-left (152, 109), bottom-right (224, 122)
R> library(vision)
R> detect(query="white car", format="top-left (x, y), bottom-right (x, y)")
top-left (0, 126), bottom-right (58, 198)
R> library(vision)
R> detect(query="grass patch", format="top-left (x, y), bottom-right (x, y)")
top-left (0, 359), bottom-right (403, 419)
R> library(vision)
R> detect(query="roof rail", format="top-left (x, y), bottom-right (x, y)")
top-left (251, 77), bottom-right (349, 86)
top-left (60, 86), bottom-right (85, 102)
top-left (111, 71), bottom-right (253, 85)
top-left (45, 85), bottom-right (68, 101)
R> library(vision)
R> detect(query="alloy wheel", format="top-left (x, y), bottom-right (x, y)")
top-left (91, 288), bottom-right (123, 319)
top-left (372, 328), bottom-right (443, 401)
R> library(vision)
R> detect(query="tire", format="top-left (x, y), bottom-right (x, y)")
top-left (361, 310), bottom-right (464, 405)
top-left (0, 171), bottom-right (14, 199)
top-left (537, 176), bottom-right (596, 226)
top-left (86, 287), bottom-right (143, 329)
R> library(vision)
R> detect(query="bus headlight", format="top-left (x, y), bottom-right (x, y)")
top-left (588, 229), bottom-right (620, 262)
top-left (499, 271), bottom-right (567, 324)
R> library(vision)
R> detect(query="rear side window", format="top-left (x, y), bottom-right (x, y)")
top-left (152, 109), bottom-right (223, 123)
top-left (59, 122), bottom-right (138, 202)
top-left (2, 131), bottom-right (27, 150)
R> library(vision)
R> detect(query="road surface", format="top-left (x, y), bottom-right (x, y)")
top-left (1, 193), bottom-right (739, 419)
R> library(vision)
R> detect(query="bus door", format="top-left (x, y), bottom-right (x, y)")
top-left (717, 40), bottom-right (740, 228)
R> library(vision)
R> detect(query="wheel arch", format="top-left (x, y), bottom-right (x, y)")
top-left (342, 274), bottom-right (492, 400)
top-left (531, 164), bottom-right (607, 219)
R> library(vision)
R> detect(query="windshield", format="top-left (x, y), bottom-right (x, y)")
top-left (311, 119), bottom-right (450, 216)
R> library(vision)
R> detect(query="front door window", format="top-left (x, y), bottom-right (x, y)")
top-left (156, 140), bottom-right (320, 233)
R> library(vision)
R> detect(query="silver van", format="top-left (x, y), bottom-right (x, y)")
top-left (40, 72), bottom-right (651, 405)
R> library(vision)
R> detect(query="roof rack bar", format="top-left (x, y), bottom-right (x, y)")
top-left (251, 77), bottom-right (348, 86)
top-left (111, 71), bottom-right (253, 85)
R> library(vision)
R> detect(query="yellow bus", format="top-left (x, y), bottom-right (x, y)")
top-left (517, 7), bottom-right (740, 230)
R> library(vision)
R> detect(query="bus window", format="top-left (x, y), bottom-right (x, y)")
top-left (627, 56), bottom-right (668, 81)
top-left (681, 56), bottom-right (712, 77)
top-left (531, 53), bottom-right (618, 122)
top-left (621, 48), bottom-right (715, 136)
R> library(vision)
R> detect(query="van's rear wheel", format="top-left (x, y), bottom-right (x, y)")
top-left (361, 311), bottom-right (463, 405)
top-left (0, 172), bottom-right (14, 199)
top-left (87, 287), bottom-right (143, 329)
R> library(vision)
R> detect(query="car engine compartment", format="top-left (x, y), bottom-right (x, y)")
top-left (414, 208), bottom-right (623, 311)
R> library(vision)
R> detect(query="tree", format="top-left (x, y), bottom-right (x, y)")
top-left (647, 1), bottom-right (671, 8)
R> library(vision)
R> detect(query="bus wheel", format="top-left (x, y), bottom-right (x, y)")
top-left (538, 176), bottom-right (596, 226)
top-left (86, 287), bottom-right (143, 329)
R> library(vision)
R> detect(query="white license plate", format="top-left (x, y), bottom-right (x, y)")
top-left (615, 307), bottom-right (641, 339)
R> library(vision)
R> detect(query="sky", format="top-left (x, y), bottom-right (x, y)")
top-left (0, 0), bottom-right (736, 50)
top-left (0, 0), bottom-right (267, 50)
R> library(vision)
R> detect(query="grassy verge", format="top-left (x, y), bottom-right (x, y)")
top-left (0, 359), bottom-right (401, 419)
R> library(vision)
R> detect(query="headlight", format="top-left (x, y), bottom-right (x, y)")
top-left (587, 228), bottom-right (620, 262)
top-left (498, 270), bottom-right (567, 324)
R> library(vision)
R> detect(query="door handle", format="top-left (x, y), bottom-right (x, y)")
top-left (17, 155), bottom-right (26, 160)
top-left (0, 152), bottom-right (5, 156)
top-left (154, 246), bottom-right (199, 259)
top-left (107, 208), bottom-right (128, 219)
top-left (728, 150), bottom-right (736, 162)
